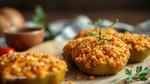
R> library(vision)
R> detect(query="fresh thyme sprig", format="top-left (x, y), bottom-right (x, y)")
top-left (123, 65), bottom-right (150, 84)
top-left (33, 5), bottom-right (45, 27)
top-left (33, 5), bottom-right (55, 40)
top-left (89, 19), bottom-right (118, 44)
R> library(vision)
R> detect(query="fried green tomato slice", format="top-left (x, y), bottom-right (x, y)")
top-left (75, 28), bottom-right (118, 39)
top-left (71, 36), bottom-right (130, 75)
top-left (63, 38), bottom-right (83, 66)
top-left (0, 52), bottom-right (67, 84)
top-left (114, 32), bottom-right (150, 62)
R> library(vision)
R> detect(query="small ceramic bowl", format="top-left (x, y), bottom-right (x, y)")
top-left (4, 28), bottom-right (44, 51)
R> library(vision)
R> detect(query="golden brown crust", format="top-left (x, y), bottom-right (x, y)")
top-left (0, 52), bottom-right (67, 81)
top-left (113, 32), bottom-right (150, 62)
top-left (75, 28), bottom-right (118, 39)
top-left (114, 32), bottom-right (150, 52)
top-left (71, 36), bottom-right (130, 69)
top-left (63, 38), bottom-right (83, 63)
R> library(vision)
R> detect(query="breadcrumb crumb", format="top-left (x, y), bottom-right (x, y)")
top-left (0, 52), bottom-right (67, 81)
top-left (69, 80), bottom-right (74, 84)
top-left (76, 75), bottom-right (82, 80)
top-left (89, 75), bottom-right (95, 80)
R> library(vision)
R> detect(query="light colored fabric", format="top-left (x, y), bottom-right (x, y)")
top-left (0, 15), bottom-right (149, 47)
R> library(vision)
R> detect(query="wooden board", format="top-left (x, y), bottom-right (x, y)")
top-left (28, 40), bottom-right (150, 84)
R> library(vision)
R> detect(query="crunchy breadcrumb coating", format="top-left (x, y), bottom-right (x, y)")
top-left (71, 35), bottom-right (130, 69)
top-left (114, 32), bottom-right (150, 52)
top-left (75, 28), bottom-right (118, 39)
top-left (0, 52), bottom-right (67, 81)
top-left (63, 38), bottom-right (83, 62)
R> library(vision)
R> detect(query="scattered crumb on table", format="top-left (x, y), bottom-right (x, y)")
top-left (88, 75), bottom-right (95, 80)
top-left (76, 75), bottom-right (82, 80)
top-left (69, 80), bottom-right (74, 84)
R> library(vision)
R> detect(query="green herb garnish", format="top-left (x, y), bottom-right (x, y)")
top-left (33, 5), bottom-right (45, 27)
top-left (124, 65), bottom-right (150, 84)
top-left (33, 5), bottom-right (55, 40)
top-left (111, 65), bottom-right (150, 84)
top-left (89, 19), bottom-right (118, 44)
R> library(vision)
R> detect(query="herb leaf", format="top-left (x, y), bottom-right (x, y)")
top-left (32, 5), bottom-right (55, 40)
top-left (139, 76), bottom-right (148, 81)
top-left (122, 65), bottom-right (150, 84)
top-left (125, 68), bottom-right (132, 75)
top-left (33, 5), bottom-right (45, 27)
top-left (88, 32), bottom-right (97, 37)
top-left (136, 65), bottom-right (142, 73)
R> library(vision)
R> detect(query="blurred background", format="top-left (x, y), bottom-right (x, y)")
top-left (0, 0), bottom-right (149, 51)
top-left (0, 0), bottom-right (150, 24)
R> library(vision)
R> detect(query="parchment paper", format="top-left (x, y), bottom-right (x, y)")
top-left (28, 40), bottom-right (150, 84)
